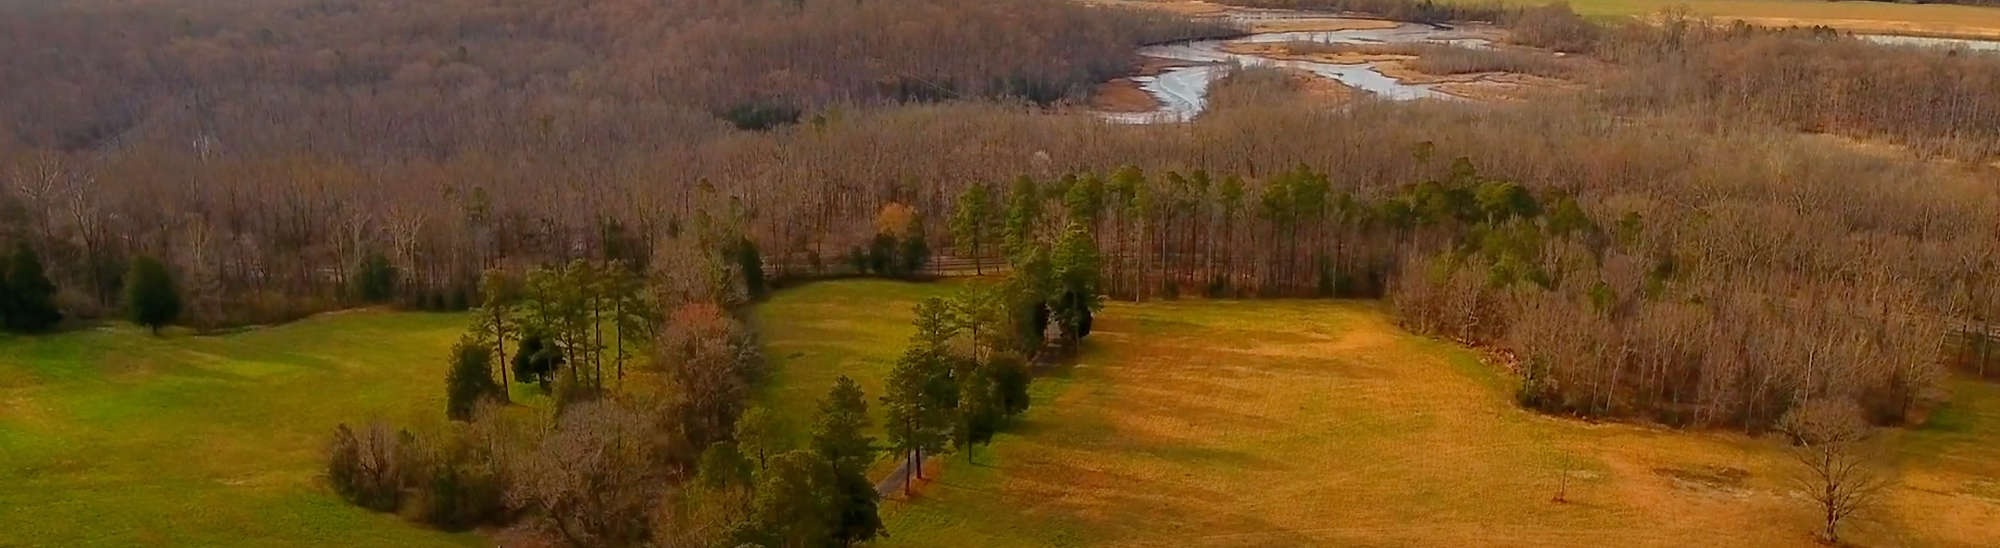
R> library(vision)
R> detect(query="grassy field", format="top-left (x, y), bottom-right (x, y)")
top-left (1120, 0), bottom-right (2000, 38)
top-left (0, 311), bottom-right (481, 547)
top-left (1526, 0), bottom-right (2000, 38)
top-left (750, 279), bottom-right (972, 447)
top-left (752, 280), bottom-right (2000, 546)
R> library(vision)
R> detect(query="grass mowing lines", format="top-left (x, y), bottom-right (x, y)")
top-left (738, 289), bottom-right (2000, 546)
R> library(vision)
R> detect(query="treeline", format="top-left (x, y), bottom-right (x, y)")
top-left (1593, 13), bottom-right (2000, 160)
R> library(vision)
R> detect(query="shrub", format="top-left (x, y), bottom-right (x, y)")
top-left (446, 339), bottom-right (502, 421)
top-left (721, 102), bottom-right (802, 131)
top-left (732, 237), bottom-right (766, 299)
top-left (4, 243), bottom-right (62, 331)
top-left (327, 422), bottom-right (415, 512)
top-left (1506, 2), bottom-right (1601, 53)
top-left (124, 256), bottom-right (181, 334)
top-left (512, 332), bottom-right (562, 391)
top-left (408, 429), bottom-right (508, 530)
top-left (353, 252), bottom-right (398, 303)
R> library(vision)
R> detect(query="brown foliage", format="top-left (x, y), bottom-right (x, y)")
top-left (509, 399), bottom-right (676, 546)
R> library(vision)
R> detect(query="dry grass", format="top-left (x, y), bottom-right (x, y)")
top-left (1203, 66), bottom-right (1355, 113)
top-left (1469, 0), bottom-right (2000, 39)
top-left (853, 295), bottom-right (2000, 546)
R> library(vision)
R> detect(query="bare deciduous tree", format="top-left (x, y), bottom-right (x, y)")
top-left (1778, 400), bottom-right (1892, 545)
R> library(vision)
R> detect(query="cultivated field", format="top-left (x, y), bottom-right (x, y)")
top-left (753, 281), bottom-right (2000, 546)
top-left (0, 312), bottom-right (479, 547)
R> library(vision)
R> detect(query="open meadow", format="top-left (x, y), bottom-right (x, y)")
top-left (1545, 0), bottom-right (2000, 37)
top-left (756, 280), bottom-right (2000, 546)
top-left (1123, 0), bottom-right (2000, 37)
top-left (0, 312), bottom-right (479, 547)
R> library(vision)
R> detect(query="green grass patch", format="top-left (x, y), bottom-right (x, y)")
top-left (750, 278), bottom-right (973, 447)
top-left (0, 311), bottom-right (481, 547)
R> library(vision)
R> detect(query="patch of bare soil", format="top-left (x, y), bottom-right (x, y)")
top-left (1374, 60), bottom-right (1582, 102)
top-left (1091, 78), bottom-right (1161, 112)
top-left (1244, 17), bottom-right (1399, 33)
top-left (1653, 465), bottom-right (1756, 498)
top-left (1284, 68), bottom-right (1355, 104)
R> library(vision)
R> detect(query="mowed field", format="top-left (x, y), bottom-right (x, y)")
top-left (1531, 0), bottom-right (2000, 38)
top-left (751, 279), bottom-right (972, 447)
top-left (0, 312), bottom-right (480, 547)
top-left (1115, 0), bottom-right (2000, 38)
top-left (757, 280), bottom-right (2000, 546)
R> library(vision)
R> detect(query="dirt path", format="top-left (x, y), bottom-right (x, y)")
top-left (874, 450), bottom-right (920, 496)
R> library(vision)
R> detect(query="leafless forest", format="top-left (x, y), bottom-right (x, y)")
top-left (6, 0), bottom-right (2000, 544)
top-left (3, 0), bottom-right (1997, 435)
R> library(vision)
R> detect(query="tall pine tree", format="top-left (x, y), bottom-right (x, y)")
top-left (5, 243), bottom-right (61, 331)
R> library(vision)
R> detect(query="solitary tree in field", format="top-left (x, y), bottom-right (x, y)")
top-left (5, 243), bottom-right (61, 331)
top-left (1779, 400), bottom-right (1891, 544)
top-left (950, 184), bottom-right (998, 275)
top-left (124, 256), bottom-right (180, 335)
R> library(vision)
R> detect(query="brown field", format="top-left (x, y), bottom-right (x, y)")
top-left (864, 296), bottom-right (2000, 546)
top-left (1105, 0), bottom-right (2000, 39)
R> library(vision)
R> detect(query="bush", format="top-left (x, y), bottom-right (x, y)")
top-left (987, 354), bottom-right (1032, 417)
top-left (409, 429), bottom-right (508, 530)
top-left (732, 237), bottom-right (766, 299)
top-left (353, 252), bottom-right (398, 303)
top-left (867, 234), bottom-right (898, 276)
top-left (328, 422), bottom-right (415, 512)
top-left (446, 339), bottom-right (502, 421)
top-left (4, 243), bottom-right (62, 331)
top-left (512, 332), bottom-right (563, 391)
top-left (1506, 2), bottom-right (1600, 53)
top-left (124, 256), bottom-right (181, 334)
top-left (721, 102), bottom-right (802, 131)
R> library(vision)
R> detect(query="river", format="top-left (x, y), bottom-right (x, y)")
top-left (1099, 12), bottom-right (1497, 123)
top-left (1858, 34), bottom-right (2000, 52)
